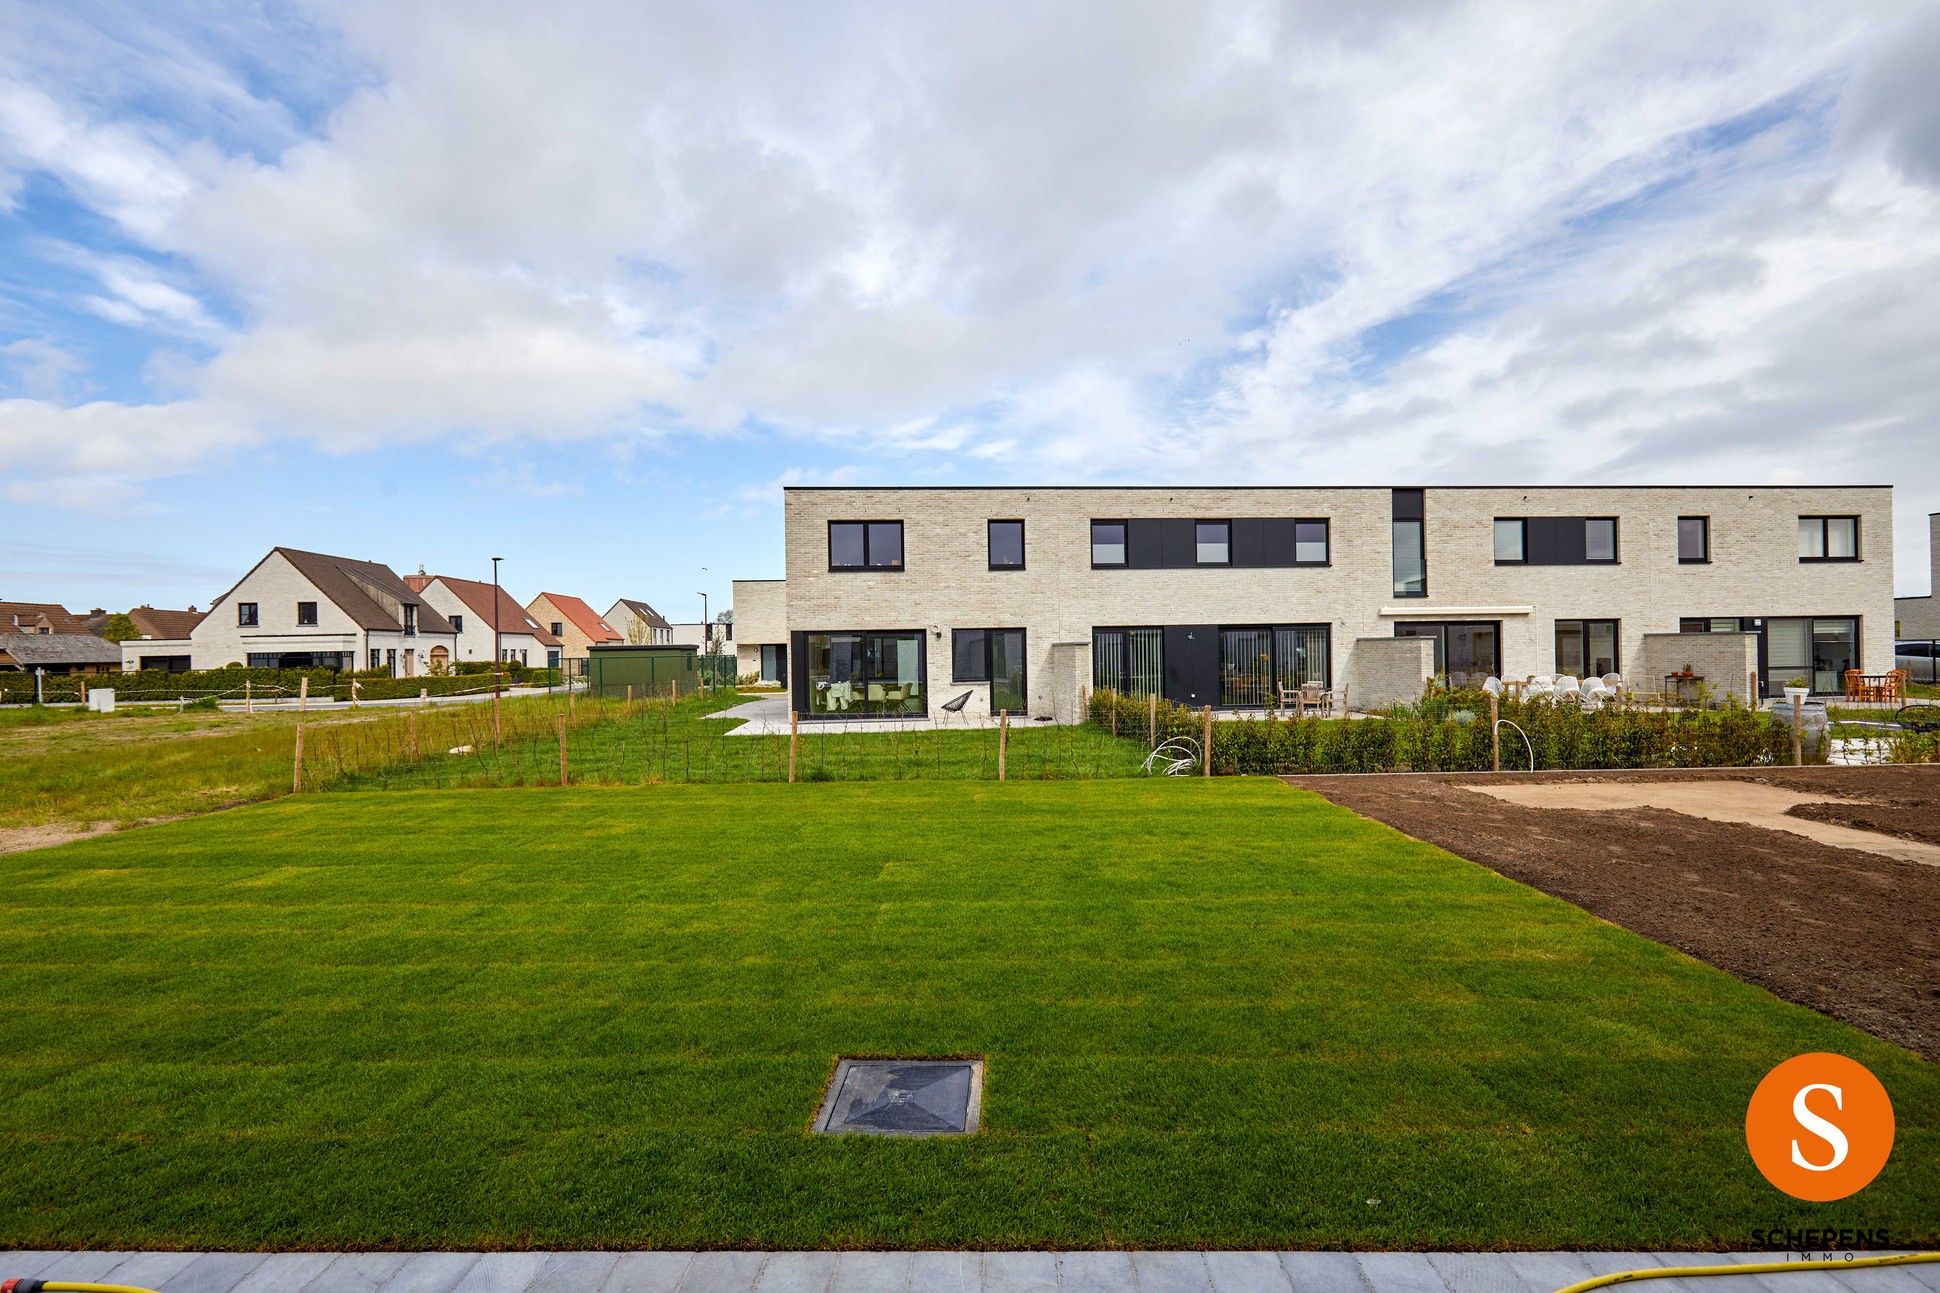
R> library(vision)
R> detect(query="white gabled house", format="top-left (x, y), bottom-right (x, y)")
top-left (407, 573), bottom-right (562, 667)
top-left (187, 547), bottom-right (457, 676)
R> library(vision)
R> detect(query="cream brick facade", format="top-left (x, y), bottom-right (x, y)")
top-left (1894, 513), bottom-right (1939, 640)
top-left (732, 578), bottom-right (787, 680)
top-left (773, 485), bottom-right (1894, 718)
top-left (185, 549), bottom-right (456, 676)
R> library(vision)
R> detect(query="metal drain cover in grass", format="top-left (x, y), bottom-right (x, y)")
top-left (814, 1059), bottom-right (984, 1136)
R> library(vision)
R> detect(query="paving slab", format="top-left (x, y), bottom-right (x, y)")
top-left (1136, 1251), bottom-right (1216, 1293)
top-left (381, 1252), bottom-right (483, 1293)
top-left (306, 1252), bottom-right (411, 1293)
top-left (460, 1253), bottom-right (548, 1293)
top-left (833, 1250), bottom-right (915, 1293)
top-left (1204, 1251), bottom-right (1293, 1293)
top-left (754, 1251), bottom-right (839, 1293)
top-left (229, 1253), bottom-right (343, 1293)
top-left (1278, 1252), bottom-right (1375, 1293)
top-left (30, 1251), bottom-right (133, 1283)
top-left (1424, 1253), bottom-right (1534, 1293)
top-left (1501, 1252), bottom-right (1595, 1292)
top-left (0, 1252), bottom-right (64, 1280)
top-left (164, 1251), bottom-right (272, 1293)
top-left (907, 1250), bottom-right (980, 1293)
top-left (1356, 1253), bottom-right (1451, 1293)
top-left (681, 1252), bottom-right (773, 1293)
top-left (599, 1250), bottom-right (694, 1292)
top-left (103, 1251), bottom-right (205, 1289)
top-left (1059, 1251), bottom-right (1138, 1293)
top-left (525, 1251), bottom-right (622, 1292)
top-left (981, 1251), bottom-right (1056, 1293)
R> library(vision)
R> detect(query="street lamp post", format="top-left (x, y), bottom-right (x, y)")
top-left (491, 556), bottom-right (503, 699)
top-left (698, 591), bottom-right (709, 651)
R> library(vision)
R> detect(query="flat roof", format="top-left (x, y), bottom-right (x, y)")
top-left (782, 483), bottom-right (1892, 491)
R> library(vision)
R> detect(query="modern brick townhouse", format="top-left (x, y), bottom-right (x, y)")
top-left (733, 485), bottom-right (1894, 722)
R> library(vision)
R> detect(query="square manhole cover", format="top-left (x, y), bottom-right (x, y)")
top-left (814, 1059), bottom-right (984, 1136)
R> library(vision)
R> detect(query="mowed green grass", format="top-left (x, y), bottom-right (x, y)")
top-left (0, 779), bottom-right (1932, 1251)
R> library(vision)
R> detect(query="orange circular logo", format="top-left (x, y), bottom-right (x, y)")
top-left (1745, 1053), bottom-right (1894, 1201)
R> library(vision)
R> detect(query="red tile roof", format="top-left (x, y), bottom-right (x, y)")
top-left (426, 576), bottom-right (560, 646)
top-left (537, 593), bottom-right (620, 643)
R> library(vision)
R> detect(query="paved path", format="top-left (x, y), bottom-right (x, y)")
top-left (5, 1250), bottom-right (1934, 1292)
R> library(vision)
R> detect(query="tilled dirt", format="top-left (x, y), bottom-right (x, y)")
top-left (1286, 765), bottom-right (1940, 1059)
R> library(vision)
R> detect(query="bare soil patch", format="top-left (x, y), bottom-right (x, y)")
top-left (1286, 765), bottom-right (1940, 1058)
top-left (0, 821), bottom-right (117, 856)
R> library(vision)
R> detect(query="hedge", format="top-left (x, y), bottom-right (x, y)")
top-left (0, 662), bottom-right (563, 705)
top-left (1087, 686), bottom-right (1816, 773)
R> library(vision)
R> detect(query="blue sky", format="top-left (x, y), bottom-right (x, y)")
top-left (4, 0), bottom-right (1939, 616)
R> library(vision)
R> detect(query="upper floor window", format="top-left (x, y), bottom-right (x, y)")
top-left (987, 519), bottom-right (1025, 570)
top-left (1195, 520), bottom-right (1231, 565)
top-left (1392, 520), bottom-right (1425, 597)
top-left (1091, 520), bottom-right (1127, 567)
top-left (1678, 516), bottom-right (1709, 563)
top-left (237, 601), bottom-right (259, 627)
top-left (402, 604), bottom-right (418, 634)
top-left (296, 601), bottom-right (318, 626)
top-left (1584, 517), bottom-right (1618, 562)
top-left (1493, 519), bottom-right (1526, 564)
top-left (829, 520), bottom-right (905, 570)
top-left (1799, 515), bottom-right (1858, 562)
top-left (1294, 519), bottom-right (1329, 565)
top-left (450, 614), bottom-right (464, 633)
top-left (550, 621), bottom-right (564, 636)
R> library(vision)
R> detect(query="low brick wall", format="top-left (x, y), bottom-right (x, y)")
top-left (1634, 631), bottom-right (1759, 704)
top-left (1347, 636), bottom-right (1435, 711)
top-left (1048, 642), bottom-right (1088, 725)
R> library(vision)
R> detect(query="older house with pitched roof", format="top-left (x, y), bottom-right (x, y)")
top-left (0, 601), bottom-right (90, 636)
top-left (603, 598), bottom-right (673, 645)
top-left (406, 573), bottom-right (561, 668)
top-left (183, 547), bottom-right (456, 675)
top-left (525, 592), bottom-right (619, 669)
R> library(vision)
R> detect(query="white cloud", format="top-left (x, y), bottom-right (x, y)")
top-left (0, 0), bottom-right (1936, 588)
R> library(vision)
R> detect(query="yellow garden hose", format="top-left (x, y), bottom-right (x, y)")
top-left (1556, 1251), bottom-right (1940, 1291)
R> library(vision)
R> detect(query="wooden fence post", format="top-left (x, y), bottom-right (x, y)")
top-left (1792, 698), bottom-right (1803, 767)
top-left (420, 687), bottom-right (428, 707)
top-left (1148, 693), bottom-right (1158, 747)
top-left (558, 716), bottom-right (569, 786)
top-left (998, 709), bottom-right (1009, 781)
top-left (299, 676), bottom-right (308, 712)
top-left (409, 712), bottom-right (420, 761)
top-left (626, 684), bottom-right (634, 717)
top-left (1202, 705), bottom-right (1213, 777)
top-left (492, 689), bottom-right (501, 744)
top-left (569, 688), bottom-right (577, 725)
top-left (245, 680), bottom-right (253, 714)
top-left (292, 722), bottom-right (304, 792)
top-left (1490, 691), bottom-right (1500, 773)
top-left (788, 708), bottom-right (799, 784)
top-left (350, 678), bottom-right (360, 709)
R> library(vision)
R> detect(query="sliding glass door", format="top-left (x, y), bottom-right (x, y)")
top-left (1092, 627), bottom-right (1164, 699)
top-left (988, 629), bottom-right (1027, 714)
top-left (1396, 621), bottom-right (1500, 686)
top-left (1219, 625), bottom-right (1330, 707)
top-left (804, 631), bottom-right (925, 717)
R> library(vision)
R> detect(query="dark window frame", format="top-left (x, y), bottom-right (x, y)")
top-left (1678, 515), bottom-right (1710, 564)
top-left (1554, 618), bottom-right (1622, 677)
top-left (1392, 519), bottom-right (1427, 598)
top-left (1584, 517), bottom-right (1620, 564)
top-left (1493, 517), bottom-right (1528, 565)
top-left (1215, 622), bottom-right (1333, 707)
top-left (1090, 519), bottom-right (1129, 568)
top-left (986, 519), bottom-right (1026, 571)
top-left (1195, 519), bottom-right (1232, 567)
top-left (1292, 518), bottom-right (1331, 566)
top-left (952, 628), bottom-right (989, 682)
top-left (1091, 625), bottom-right (1164, 697)
top-left (296, 601), bottom-right (318, 626)
top-left (1798, 514), bottom-right (1860, 563)
top-left (237, 601), bottom-right (259, 627)
top-left (827, 519), bottom-right (906, 572)
top-left (450, 613), bottom-right (464, 633)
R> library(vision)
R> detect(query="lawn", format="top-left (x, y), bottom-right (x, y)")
top-left (0, 778), bottom-right (1932, 1251)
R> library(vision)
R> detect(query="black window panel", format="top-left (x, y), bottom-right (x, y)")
top-left (1678, 516), bottom-right (1709, 563)
top-left (987, 520), bottom-right (1024, 569)
top-left (1526, 517), bottom-right (1586, 564)
top-left (1120, 519), bottom-right (1153, 566)
top-left (1163, 624), bottom-right (1219, 707)
top-left (450, 614), bottom-right (464, 633)
top-left (1258, 518), bottom-right (1298, 566)
top-left (829, 522), bottom-right (866, 567)
top-left (1391, 487), bottom-right (1424, 521)
top-left (296, 601), bottom-right (318, 626)
top-left (1231, 518), bottom-right (1271, 567)
top-left (952, 629), bottom-right (988, 682)
top-left (865, 522), bottom-right (903, 568)
top-left (1158, 519), bottom-right (1197, 568)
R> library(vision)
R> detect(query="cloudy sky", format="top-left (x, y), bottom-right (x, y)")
top-left (3, 0), bottom-right (1938, 616)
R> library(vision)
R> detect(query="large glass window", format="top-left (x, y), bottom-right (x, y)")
top-left (237, 601), bottom-right (258, 627)
top-left (1555, 619), bottom-right (1619, 678)
top-left (1092, 627), bottom-right (1162, 698)
top-left (828, 521), bottom-right (904, 570)
top-left (1216, 625), bottom-right (1329, 706)
top-left (1396, 621), bottom-right (1500, 686)
top-left (1493, 519), bottom-right (1526, 563)
top-left (1392, 520), bottom-right (1426, 596)
top-left (1196, 521), bottom-right (1231, 565)
top-left (1798, 515), bottom-right (1858, 561)
top-left (1678, 516), bottom-right (1709, 563)
top-left (987, 520), bottom-right (1025, 569)
top-left (1091, 520), bottom-right (1127, 567)
top-left (1585, 517), bottom-right (1618, 562)
top-left (952, 629), bottom-right (988, 681)
top-left (296, 601), bottom-right (318, 626)
top-left (805, 631), bottom-right (924, 716)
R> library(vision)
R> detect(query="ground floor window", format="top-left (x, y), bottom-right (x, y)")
top-left (1554, 619), bottom-right (1619, 678)
top-left (953, 628), bottom-right (1027, 713)
top-left (547, 649), bottom-right (561, 670)
top-left (246, 651), bottom-right (351, 670)
top-left (1217, 625), bottom-right (1329, 706)
top-left (138, 654), bottom-right (192, 672)
top-left (1680, 615), bottom-right (1859, 694)
top-left (1396, 621), bottom-right (1500, 686)
top-left (1092, 627), bottom-right (1163, 699)
top-left (804, 631), bottom-right (925, 716)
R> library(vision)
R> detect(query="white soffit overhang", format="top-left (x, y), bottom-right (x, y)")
top-left (1378, 606), bottom-right (1535, 618)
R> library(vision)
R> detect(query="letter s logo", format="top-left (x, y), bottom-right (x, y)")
top-left (1748, 1054), bottom-right (1893, 1201)
top-left (1789, 1083), bottom-right (1848, 1171)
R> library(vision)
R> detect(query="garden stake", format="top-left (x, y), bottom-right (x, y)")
top-left (292, 722), bottom-right (303, 792)
top-left (1202, 705), bottom-right (1213, 776)
top-left (420, 687), bottom-right (428, 707)
top-left (1490, 691), bottom-right (1500, 772)
top-left (626, 684), bottom-right (633, 716)
top-left (244, 681), bottom-right (252, 713)
top-left (492, 689), bottom-right (501, 743)
top-left (998, 709), bottom-right (1009, 781)
top-left (1148, 692), bottom-right (1157, 746)
top-left (1792, 698), bottom-right (1802, 767)
top-left (299, 676), bottom-right (308, 711)
top-left (557, 716), bottom-right (569, 786)
top-left (409, 712), bottom-right (419, 761)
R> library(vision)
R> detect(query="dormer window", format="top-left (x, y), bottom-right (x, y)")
top-left (403, 604), bottom-right (418, 635)
top-left (450, 614), bottom-right (464, 633)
